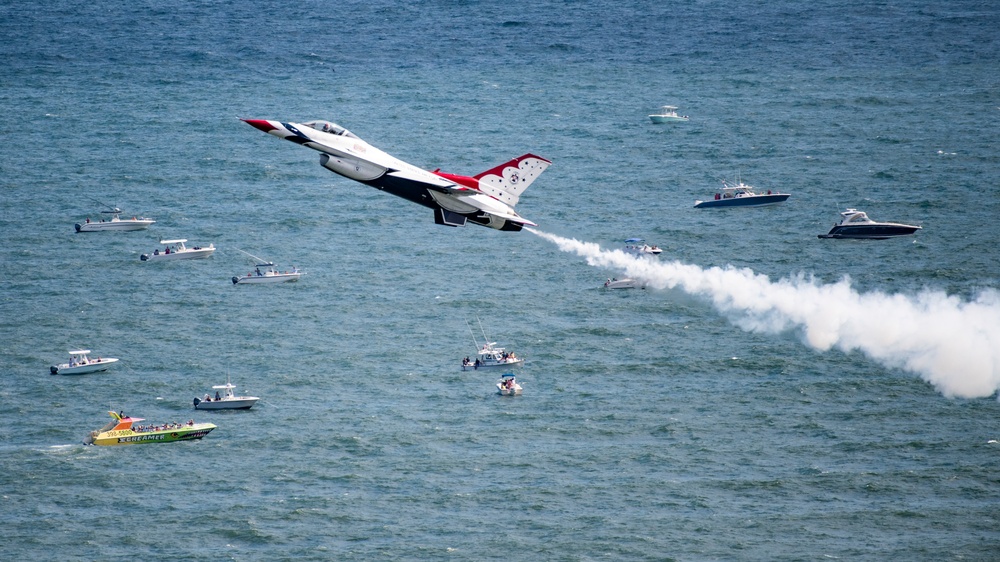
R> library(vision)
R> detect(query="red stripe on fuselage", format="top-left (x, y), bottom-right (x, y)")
top-left (432, 171), bottom-right (479, 190)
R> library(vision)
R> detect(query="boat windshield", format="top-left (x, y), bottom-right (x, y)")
top-left (303, 120), bottom-right (358, 139)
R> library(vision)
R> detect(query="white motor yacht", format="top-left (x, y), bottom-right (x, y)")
top-left (140, 239), bottom-right (215, 261)
top-left (193, 379), bottom-right (259, 410)
top-left (649, 105), bottom-right (689, 123)
top-left (604, 277), bottom-right (643, 289)
top-left (232, 249), bottom-right (303, 284)
top-left (496, 373), bottom-right (523, 396)
top-left (462, 317), bottom-right (524, 371)
top-left (50, 350), bottom-right (119, 375)
top-left (75, 206), bottom-right (155, 232)
top-left (623, 238), bottom-right (662, 256)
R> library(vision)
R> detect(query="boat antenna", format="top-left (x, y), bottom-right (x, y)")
top-left (91, 198), bottom-right (121, 213)
top-left (466, 319), bottom-right (481, 349)
top-left (235, 248), bottom-right (268, 264)
top-left (476, 314), bottom-right (491, 343)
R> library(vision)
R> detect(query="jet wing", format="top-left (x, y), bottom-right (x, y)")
top-left (385, 167), bottom-right (461, 190)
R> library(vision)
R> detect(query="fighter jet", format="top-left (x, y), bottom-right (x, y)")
top-left (243, 119), bottom-right (551, 231)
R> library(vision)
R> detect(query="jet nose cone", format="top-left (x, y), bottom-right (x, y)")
top-left (242, 119), bottom-right (278, 133)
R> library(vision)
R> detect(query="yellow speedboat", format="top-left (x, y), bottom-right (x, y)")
top-left (85, 411), bottom-right (216, 446)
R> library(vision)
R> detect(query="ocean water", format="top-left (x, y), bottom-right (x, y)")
top-left (2, 0), bottom-right (1000, 559)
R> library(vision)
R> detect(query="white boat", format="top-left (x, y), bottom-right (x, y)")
top-left (75, 206), bottom-right (155, 232)
top-left (649, 105), bottom-right (689, 123)
top-left (232, 249), bottom-right (303, 284)
top-left (193, 378), bottom-right (259, 410)
top-left (496, 373), bottom-right (523, 396)
top-left (50, 350), bottom-right (119, 375)
top-left (461, 317), bottom-right (524, 371)
top-left (694, 179), bottom-right (790, 208)
top-left (604, 277), bottom-right (643, 290)
top-left (818, 208), bottom-right (922, 239)
top-left (140, 239), bottom-right (215, 261)
top-left (623, 238), bottom-right (662, 256)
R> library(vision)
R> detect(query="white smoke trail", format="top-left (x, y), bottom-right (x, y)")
top-left (528, 229), bottom-right (1000, 399)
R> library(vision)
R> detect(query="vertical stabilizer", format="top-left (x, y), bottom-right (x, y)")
top-left (475, 154), bottom-right (551, 207)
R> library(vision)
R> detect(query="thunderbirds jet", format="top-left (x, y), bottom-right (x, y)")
top-left (243, 119), bottom-right (551, 231)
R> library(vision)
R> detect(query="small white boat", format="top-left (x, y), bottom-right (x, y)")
top-left (75, 206), bottom-right (155, 232)
top-left (649, 105), bottom-right (689, 123)
top-left (604, 277), bottom-right (643, 289)
top-left (232, 249), bottom-right (303, 284)
top-left (818, 209), bottom-right (922, 239)
top-left (623, 238), bottom-right (662, 256)
top-left (694, 179), bottom-right (790, 208)
top-left (140, 239), bottom-right (215, 261)
top-left (496, 373), bottom-right (523, 396)
top-left (462, 317), bottom-right (524, 371)
top-left (50, 350), bottom-right (119, 375)
top-left (193, 378), bottom-right (259, 410)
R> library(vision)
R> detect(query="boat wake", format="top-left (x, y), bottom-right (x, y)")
top-left (527, 228), bottom-right (1000, 400)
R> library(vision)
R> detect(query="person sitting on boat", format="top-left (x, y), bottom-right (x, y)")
top-left (215, 391), bottom-right (221, 400)
top-left (204, 393), bottom-right (211, 402)
top-left (164, 247), bottom-right (170, 254)
top-left (474, 358), bottom-right (481, 369)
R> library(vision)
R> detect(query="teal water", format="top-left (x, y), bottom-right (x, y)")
top-left (2, 1), bottom-right (1000, 559)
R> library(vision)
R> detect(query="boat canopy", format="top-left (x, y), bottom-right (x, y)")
top-left (500, 372), bottom-right (517, 378)
top-left (625, 238), bottom-right (644, 243)
top-left (842, 210), bottom-right (872, 223)
top-left (212, 384), bottom-right (237, 390)
top-left (303, 120), bottom-right (359, 139)
top-left (159, 239), bottom-right (187, 244)
top-left (69, 350), bottom-right (91, 355)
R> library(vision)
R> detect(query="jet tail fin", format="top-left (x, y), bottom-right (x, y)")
top-left (474, 154), bottom-right (551, 207)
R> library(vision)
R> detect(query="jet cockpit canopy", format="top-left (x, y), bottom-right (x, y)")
top-left (303, 120), bottom-right (358, 138)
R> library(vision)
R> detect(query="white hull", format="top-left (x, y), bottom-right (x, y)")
top-left (649, 115), bottom-right (688, 123)
top-left (141, 247), bottom-right (215, 261)
top-left (51, 358), bottom-right (118, 375)
top-left (462, 358), bottom-right (524, 371)
top-left (233, 272), bottom-right (301, 284)
top-left (76, 219), bottom-right (154, 232)
top-left (194, 397), bottom-right (259, 410)
top-left (604, 278), bottom-right (642, 289)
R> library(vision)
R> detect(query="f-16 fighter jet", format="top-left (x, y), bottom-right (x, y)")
top-left (243, 119), bottom-right (550, 231)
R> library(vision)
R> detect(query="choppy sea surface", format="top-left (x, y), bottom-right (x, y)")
top-left (2, 1), bottom-right (1000, 559)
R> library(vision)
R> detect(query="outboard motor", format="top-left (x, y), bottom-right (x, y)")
top-left (140, 254), bottom-right (149, 261)
top-left (74, 223), bottom-right (82, 232)
top-left (50, 365), bottom-right (59, 375)
top-left (193, 397), bottom-right (201, 407)
top-left (232, 276), bottom-right (240, 285)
